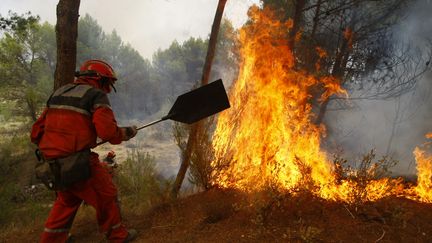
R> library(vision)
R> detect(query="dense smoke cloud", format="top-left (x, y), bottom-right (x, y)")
top-left (325, 0), bottom-right (432, 175)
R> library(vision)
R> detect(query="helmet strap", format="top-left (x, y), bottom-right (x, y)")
top-left (100, 77), bottom-right (116, 93)
top-left (110, 83), bottom-right (117, 93)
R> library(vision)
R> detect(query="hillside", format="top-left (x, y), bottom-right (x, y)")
top-left (3, 188), bottom-right (432, 242)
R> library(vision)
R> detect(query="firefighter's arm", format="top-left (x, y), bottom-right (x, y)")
top-left (30, 108), bottom-right (48, 145)
top-left (91, 91), bottom-right (137, 144)
top-left (93, 107), bottom-right (124, 144)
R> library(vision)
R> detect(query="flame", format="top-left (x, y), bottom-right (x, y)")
top-left (211, 6), bottom-right (345, 198)
top-left (210, 6), bottom-right (431, 204)
top-left (413, 147), bottom-right (432, 203)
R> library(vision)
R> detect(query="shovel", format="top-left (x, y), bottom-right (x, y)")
top-left (97, 79), bottom-right (230, 146)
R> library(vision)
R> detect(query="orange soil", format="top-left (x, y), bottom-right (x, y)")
top-left (3, 188), bottom-right (432, 242)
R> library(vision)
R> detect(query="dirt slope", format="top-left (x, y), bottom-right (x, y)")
top-left (135, 189), bottom-right (432, 243)
top-left (3, 188), bottom-right (432, 242)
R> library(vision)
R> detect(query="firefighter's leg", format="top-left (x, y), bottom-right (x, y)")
top-left (72, 155), bottom-right (129, 242)
top-left (40, 190), bottom-right (82, 243)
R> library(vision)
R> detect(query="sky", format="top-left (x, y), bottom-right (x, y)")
top-left (0, 0), bottom-right (259, 59)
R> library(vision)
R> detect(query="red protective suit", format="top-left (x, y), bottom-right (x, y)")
top-left (31, 78), bottom-right (130, 243)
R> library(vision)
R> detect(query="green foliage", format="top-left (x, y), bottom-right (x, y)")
top-left (0, 183), bottom-right (22, 225)
top-left (37, 22), bottom-right (56, 73)
top-left (116, 149), bottom-right (170, 211)
top-left (0, 183), bottom-right (52, 227)
top-left (24, 86), bottom-right (43, 121)
top-left (75, 14), bottom-right (156, 119)
top-left (0, 14), bottom-right (51, 86)
top-left (0, 11), bottom-right (39, 33)
top-left (0, 133), bottom-right (53, 227)
top-left (1, 12), bottom-right (238, 121)
top-left (0, 11), bottom-right (54, 122)
top-left (0, 12), bottom-right (54, 229)
top-left (0, 101), bottom-right (13, 122)
top-left (0, 135), bottom-right (31, 183)
top-left (108, 41), bottom-right (153, 119)
top-left (152, 38), bottom-right (206, 98)
top-left (77, 14), bottom-right (105, 62)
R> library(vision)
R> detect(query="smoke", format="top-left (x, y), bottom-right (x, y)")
top-left (324, 0), bottom-right (432, 175)
top-left (1, 0), bottom-right (258, 59)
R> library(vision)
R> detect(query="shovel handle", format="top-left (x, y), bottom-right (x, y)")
top-left (95, 115), bottom-right (173, 147)
top-left (137, 119), bottom-right (164, 130)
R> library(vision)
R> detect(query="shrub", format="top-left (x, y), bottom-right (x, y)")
top-left (333, 150), bottom-right (398, 205)
top-left (0, 133), bottom-right (53, 227)
top-left (0, 134), bottom-right (33, 184)
top-left (0, 183), bottom-right (20, 225)
top-left (0, 183), bottom-right (53, 227)
top-left (0, 103), bottom-right (13, 122)
top-left (115, 149), bottom-right (170, 212)
top-left (173, 118), bottom-right (215, 191)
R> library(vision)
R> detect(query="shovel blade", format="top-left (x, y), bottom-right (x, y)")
top-left (166, 79), bottom-right (230, 124)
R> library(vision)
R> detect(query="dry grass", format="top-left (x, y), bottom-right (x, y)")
top-left (333, 150), bottom-right (398, 205)
top-left (115, 149), bottom-right (172, 214)
top-left (173, 118), bottom-right (216, 190)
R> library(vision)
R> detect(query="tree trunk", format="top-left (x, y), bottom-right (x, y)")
top-left (171, 0), bottom-right (227, 199)
top-left (54, 0), bottom-right (80, 90)
top-left (315, 35), bottom-right (348, 125)
top-left (306, 0), bottom-right (322, 71)
top-left (200, 0), bottom-right (227, 86)
top-left (288, 0), bottom-right (306, 52)
top-left (310, 0), bottom-right (322, 40)
top-left (171, 124), bottom-right (200, 198)
top-left (315, 4), bottom-right (358, 125)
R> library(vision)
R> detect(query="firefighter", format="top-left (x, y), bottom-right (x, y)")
top-left (31, 60), bottom-right (138, 243)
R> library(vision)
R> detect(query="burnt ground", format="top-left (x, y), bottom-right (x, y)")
top-left (2, 188), bottom-right (432, 242)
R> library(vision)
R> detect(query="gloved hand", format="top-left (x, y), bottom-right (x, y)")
top-left (103, 150), bottom-right (116, 164)
top-left (102, 151), bottom-right (118, 175)
top-left (120, 126), bottom-right (137, 141)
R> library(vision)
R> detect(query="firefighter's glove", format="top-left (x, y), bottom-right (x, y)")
top-left (121, 126), bottom-right (137, 141)
top-left (103, 150), bottom-right (116, 164)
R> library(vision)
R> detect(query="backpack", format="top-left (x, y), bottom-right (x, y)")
top-left (35, 148), bottom-right (91, 190)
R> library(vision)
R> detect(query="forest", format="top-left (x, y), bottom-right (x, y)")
top-left (1, 0), bottom-right (432, 242)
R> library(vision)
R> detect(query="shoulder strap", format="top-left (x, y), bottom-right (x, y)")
top-left (46, 84), bottom-right (80, 107)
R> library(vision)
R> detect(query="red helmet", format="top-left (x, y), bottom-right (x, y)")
top-left (79, 59), bottom-right (117, 80)
top-left (76, 59), bottom-right (117, 92)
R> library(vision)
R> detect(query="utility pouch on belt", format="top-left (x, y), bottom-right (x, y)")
top-left (35, 149), bottom-right (91, 190)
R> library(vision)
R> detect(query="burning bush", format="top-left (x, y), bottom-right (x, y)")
top-left (208, 6), bottom-right (431, 204)
top-left (210, 6), bottom-right (347, 198)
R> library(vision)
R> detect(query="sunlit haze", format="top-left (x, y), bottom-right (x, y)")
top-left (0, 0), bottom-right (260, 59)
